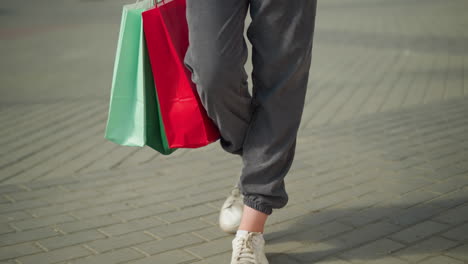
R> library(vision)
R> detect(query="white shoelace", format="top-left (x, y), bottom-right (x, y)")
top-left (234, 233), bottom-right (257, 264)
top-left (224, 188), bottom-right (242, 209)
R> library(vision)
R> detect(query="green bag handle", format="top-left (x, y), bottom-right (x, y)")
top-left (136, 0), bottom-right (163, 5)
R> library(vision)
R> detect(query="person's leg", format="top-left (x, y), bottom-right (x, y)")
top-left (183, 0), bottom-right (251, 235)
top-left (185, 0), bottom-right (317, 262)
top-left (239, 0), bottom-right (318, 216)
top-left (238, 205), bottom-right (268, 233)
top-left (184, 0), bottom-right (251, 156)
top-left (185, 0), bottom-right (318, 228)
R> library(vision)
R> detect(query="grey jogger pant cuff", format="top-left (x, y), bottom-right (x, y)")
top-left (244, 195), bottom-right (273, 215)
top-left (184, 0), bottom-right (317, 215)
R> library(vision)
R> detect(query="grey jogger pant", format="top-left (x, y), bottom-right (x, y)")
top-left (183, 0), bottom-right (317, 215)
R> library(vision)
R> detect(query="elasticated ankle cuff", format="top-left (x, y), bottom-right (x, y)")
top-left (243, 196), bottom-right (273, 215)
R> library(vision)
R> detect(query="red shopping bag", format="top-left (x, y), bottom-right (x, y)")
top-left (142, 0), bottom-right (220, 148)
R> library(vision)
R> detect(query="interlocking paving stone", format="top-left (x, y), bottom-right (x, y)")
top-left (0, 211), bottom-right (31, 224)
top-left (22, 178), bottom-right (80, 191)
top-left (110, 205), bottom-right (174, 222)
top-left (185, 236), bottom-right (233, 259)
top-left (339, 238), bottom-right (405, 261)
top-left (157, 204), bottom-right (218, 224)
top-left (190, 252), bottom-right (232, 264)
top-left (359, 256), bottom-right (409, 264)
top-left (192, 226), bottom-right (230, 241)
top-left (71, 202), bottom-right (133, 220)
top-left (386, 203), bottom-right (447, 227)
top-left (298, 185), bottom-right (374, 212)
top-left (17, 245), bottom-right (92, 264)
top-left (422, 255), bottom-right (465, 264)
top-left (267, 205), bottom-right (309, 225)
top-left (129, 249), bottom-right (197, 264)
top-left (56, 215), bottom-right (121, 233)
top-left (445, 244), bottom-right (468, 262)
top-left (0, 224), bottom-right (14, 235)
top-left (265, 239), bottom-right (305, 255)
top-left (38, 229), bottom-right (106, 250)
top-left (0, 226), bottom-right (59, 247)
top-left (146, 218), bottom-right (211, 238)
top-left (286, 241), bottom-right (344, 263)
top-left (338, 209), bottom-right (400, 231)
top-left (1, 109), bottom-right (108, 183)
top-left (390, 220), bottom-right (451, 244)
top-left (71, 248), bottom-right (145, 264)
top-left (98, 217), bottom-right (165, 237)
top-left (425, 177), bottom-right (468, 194)
top-left (0, 197), bottom-right (10, 205)
top-left (0, 242), bottom-right (43, 261)
top-left (268, 221), bottom-right (353, 245)
top-left (434, 203), bottom-right (468, 224)
top-left (134, 233), bottom-right (204, 256)
top-left (0, 199), bottom-right (49, 214)
top-left (42, 189), bottom-right (102, 204)
top-left (7, 186), bottom-right (67, 202)
top-left (391, 236), bottom-right (459, 262)
top-left (13, 214), bottom-right (76, 231)
top-left (315, 257), bottom-right (353, 264)
top-left (330, 221), bottom-right (402, 249)
top-left (72, 191), bottom-right (141, 206)
top-left (28, 201), bottom-right (90, 218)
top-left (167, 190), bottom-right (227, 209)
top-left (441, 222), bottom-right (468, 242)
top-left (337, 192), bottom-right (439, 228)
top-left (86, 232), bottom-right (155, 253)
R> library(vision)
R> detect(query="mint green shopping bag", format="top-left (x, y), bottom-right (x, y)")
top-left (105, 0), bottom-right (176, 155)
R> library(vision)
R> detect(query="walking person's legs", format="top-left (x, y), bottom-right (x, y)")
top-left (239, 0), bottom-right (317, 217)
top-left (184, 0), bottom-right (252, 156)
top-left (184, 0), bottom-right (317, 262)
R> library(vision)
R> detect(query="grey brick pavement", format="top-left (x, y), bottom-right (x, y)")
top-left (1, 0), bottom-right (468, 263)
top-left (0, 96), bottom-right (466, 263)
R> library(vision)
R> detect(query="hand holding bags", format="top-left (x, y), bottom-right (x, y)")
top-left (105, 0), bottom-right (175, 155)
top-left (105, 0), bottom-right (219, 153)
top-left (142, 0), bottom-right (220, 149)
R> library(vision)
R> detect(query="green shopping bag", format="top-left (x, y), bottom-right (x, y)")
top-left (105, 0), bottom-right (176, 155)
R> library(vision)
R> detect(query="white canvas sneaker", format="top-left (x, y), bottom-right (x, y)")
top-left (219, 186), bottom-right (244, 234)
top-left (231, 231), bottom-right (269, 264)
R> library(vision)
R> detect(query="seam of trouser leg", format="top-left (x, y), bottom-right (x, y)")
top-left (243, 196), bottom-right (273, 215)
